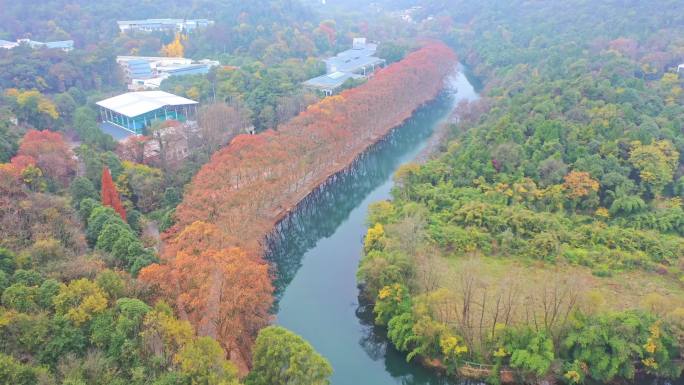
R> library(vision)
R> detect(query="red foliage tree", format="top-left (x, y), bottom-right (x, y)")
top-left (101, 167), bottom-right (127, 221)
top-left (16, 129), bottom-right (75, 186)
top-left (8, 155), bottom-right (37, 176)
top-left (118, 135), bottom-right (150, 164)
top-left (0, 164), bottom-right (25, 199)
top-left (318, 23), bottom-right (336, 46)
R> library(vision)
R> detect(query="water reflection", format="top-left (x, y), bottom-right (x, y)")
top-left (265, 94), bottom-right (455, 302)
top-left (271, 68), bottom-right (479, 385)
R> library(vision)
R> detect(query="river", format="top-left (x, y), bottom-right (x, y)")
top-left (267, 66), bottom-right (479, 385)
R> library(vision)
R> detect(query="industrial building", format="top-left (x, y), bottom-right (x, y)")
top-left (324, 38), bottom-right (385, 75)
top-left (304, 38), bottom-right (386, 95)
top-left (117, 56), bottom-right (218, 90)
top-left (117, 19), bottom-right (214, 33)
top-left (96, 91), bottom-right (198, 136)
top-left (303, 72), bottom-right (364, 96)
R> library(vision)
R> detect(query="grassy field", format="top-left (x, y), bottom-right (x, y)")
top-left (430, 254), bottom-right (684, 319)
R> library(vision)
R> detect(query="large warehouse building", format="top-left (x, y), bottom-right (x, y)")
top-left (96, 91), bottom-right (198, 136)
top-left (303, 38), bottom-right (385, 95)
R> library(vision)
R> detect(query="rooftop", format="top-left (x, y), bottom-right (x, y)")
top-left (96, 91), bottom-right (198, 117)
top-left (335, 43), bottom-right (378, 59)
top-left (43, 40), bottom-right (74, 49)
top-left (117, 19), bottom-right (213, 26)
top-left (325, 54), bottom-right (385, 73)
top-left (303, 72), bottom-right (363, 89)
top-left (3, 39), bottom-right (73, 50)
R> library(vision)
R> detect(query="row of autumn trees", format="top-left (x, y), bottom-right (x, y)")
top-left (139, 42), bottom-right (458, 366)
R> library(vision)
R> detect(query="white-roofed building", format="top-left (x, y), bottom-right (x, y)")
top-left (303, 38), bottom-right (386, 96)
top-left (1, 39), bottom-right (73, 51)
top-left (96, 91), bottom-right (198, 135)
top-left (117, 19), bottom-right (214, 33)
top-left (303, 71), bottom-right (364, 96)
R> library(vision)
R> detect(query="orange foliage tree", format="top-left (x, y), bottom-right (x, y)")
top-left (139, 221), bottom-right (272, 365)
top-left (140, 42), bottom-right (458, 365)
top-left (15, 129), bottom-right (75, 186)
top-left (563, 170), bottom-right (600, 199)
top-left (101, 167), bottom-right (127, 221)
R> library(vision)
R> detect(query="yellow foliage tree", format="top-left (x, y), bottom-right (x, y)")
top-left (53, 279), bottom-right (109, 325)
top-left (161, 33), bottom-right (185, 57)
top-left (440, 332), bottom-right (468, 364)
top-left (563, 171), bottom-right (599, 199)
top-left (629, 140), bottom-right (679, 196)
top-left (364, 223), bottom-right (386, 253)
top-left (4, 88), bottom-right (59, 128)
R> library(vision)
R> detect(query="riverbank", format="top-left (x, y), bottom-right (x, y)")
top-left (355, 9), bottom-right (684, 382)
top-left (272, 69), bottom-right (479, 385)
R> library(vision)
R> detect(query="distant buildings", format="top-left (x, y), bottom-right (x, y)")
top-left (324, 38), bottom-right (385, 74)
top-left (391, 6), bottom-right (424, 24)
top-left (0, 40), bottom-right (17, 49)
top-left (303, 38), bottom-right (386, 95)
top-left (96, 91), bottom-right (199, 137)
top-left (678, 64), bottom-right (684, 74)
top-left (0, 39), bottom-right (74, 52)
top-left (117, 19), bottom-right (214, 33)
top-left (116, 56), bottom-right (219, 91)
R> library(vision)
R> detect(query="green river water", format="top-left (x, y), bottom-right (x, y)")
top-left (268, 67), bottom-right (479, 385)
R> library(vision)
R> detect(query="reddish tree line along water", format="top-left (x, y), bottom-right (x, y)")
top-left (139, 42), bottom-right (458, 372)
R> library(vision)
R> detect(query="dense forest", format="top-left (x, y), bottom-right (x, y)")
top-left (4, 0), bottom-right (684, 384)
top-left (358, 0), bottom-right (684, 383)
top-left (0, 0), bottom-right (415, 132)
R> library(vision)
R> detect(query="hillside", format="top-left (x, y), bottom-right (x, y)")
top-left (358, 1), bottom-right (684, 383)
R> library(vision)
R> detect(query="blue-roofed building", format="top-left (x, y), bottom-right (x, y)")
top-left (159, 63), bottom-right (211, 77)
top-left (116, 56), bottom-right (218, 90)
top-left (123, 59), bottom-right (154, 81)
